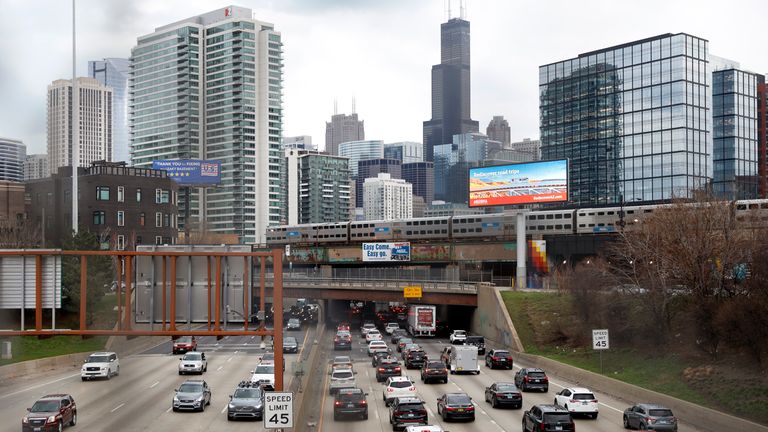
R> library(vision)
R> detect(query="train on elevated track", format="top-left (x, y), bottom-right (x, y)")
top-left (266, 199), bottom-right (768, 246)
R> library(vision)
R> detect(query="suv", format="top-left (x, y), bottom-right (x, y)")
top-left (385, 322), bottom-right (400, 334)
top-left (515, 368), bottom-right (549, 392)
top-left (250, 364), bottom-right (275, 387)
top-left (372, 351), bottom-right (394, 367)
top-left (81, 351), bottom-right (119, 380)
top-left (334, 332), bottom-right (352, 350)
top-left (383, 376), bottom-right (417, 406)
top-left (329, 368), bottom-right (356, 395)
top-left (554, 387), bottom-right (599, 419)
top-left (286, 318), bottom-right (302, 331)
top-left (22, 394), bottom-right (77, 431)
top-left (404, 349), bottom-right (428, 369)
top-left (376, 358), bottom-right (403, 382)
top-left (485, 349), bottom-right (512, 369)
top-left (333, 387), bottom-right (368, 421)
top-left (172, 380), bottom-right (212, 412)
top-left (227, 381), bottom-right (264, 421)
top-left (449, 330), bottom-right (466, 344)
top-left (179, 351), bottom-right (207, 375)
top-left (465, 335), bottom-right (485, 354)
top-left (283, 336), bottom-right (299, 353)
top-left (421, 360), bottom-right (448, 384)
top-left (172, 336), bottom-right (197, 354)
top-left (391, 328), bottom-right (409, 344)
top-left (623, 403), bottom-right (678, 431)
top-left (389, 397), bottom-right (428, 431)
top-left (522, 404), bottom-right (575, 432)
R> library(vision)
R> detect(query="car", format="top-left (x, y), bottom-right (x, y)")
top-left (334, 332), bottom-right (352, 350)
top-left (437, 392), bottom-right (475, 422)
top-left (337, 322), bottom-right (351, 332)
top-left (385, 322), bottom-right (400, 334)
top-left (449, 330), bottom-right (466, 344)
top-left (382, 376), bottom-right (417, 406)
top-left (227, 381), bottom-right (264, 421)
top-left (515, 368), bottom-right (549, 392)
top-left (361, 322), bottom-right (377, 337)
top-left (522, 404), bottom-right (575, 432)
top-left (372, 351), bottom-right (394, 367)
top-left (404, 349), bottom-right (428, 369)
top-left (397, 338), bottom-right (414, 352)
top-left (332, 355), bottom-right (354, 371)
top-left (250, 364), bottom-right (275, 387)
top-left (464, 335), bottom-right (485, 354)
top-left (172, 380), bottom-right (212, 412)
top-left (334, 387), bottom-right (369, 421)
top-left (554, 387), bottom-right (599, 419)
top-left (401, 343), bottom-right (421, 358)
top-left (179, 351), bottom-right (208, 375)
top-left (376, 357), bottom-right (402, 382)
top-left (329, 368), bottom-right (356, 395)
top-left (283, 336), bottom-right (299, 353)
top-left (81, 351), bottom-right (119, 380)
top-left (365, 329), bottom-right (383, 343)
top-left (420, 360), bottom-right (448, 384)
top-left (172, 336), bottom-right (197, 354)
top-left (389, 397), bottom-right (428, 431)
top-left (484, 382), bottom-right (523, 408)
top-left (623, 403), bottom-right (678, 431)
top-left (391, 328), bottom-right (409, 344)
top-left (368, 340), bottom-right (389, 356)
top-left (286, 318), bottom-right (302, 331)
top-left (22, 394), bottom-right (77, 431)
top-left (259, 352), bottom-right (275, 364)
top-left (485, 349), bottom-right (513, 369)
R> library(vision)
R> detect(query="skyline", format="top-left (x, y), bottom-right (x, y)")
top-left (1, 0), bottom-right (766, 155)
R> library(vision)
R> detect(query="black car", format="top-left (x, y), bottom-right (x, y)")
top-left (464, 335), bottom-right (485, 354)
top-left (334, 333), bottom-right (352, 350)
top-left (389, 397), bottom-right (428, 431)
top-left (372, 351), bottom-right (394, 367)
top-left (376, 358), bottom-right (402, 382)
top-left (484, 382), bottom-right (522, 408)
top-left (437, 392), bottom-right (475, 422)
top-left (334, 387), bottom-right (368, 421)
top-left (283, 336), bottom-right (299, 353)
top-left (515, 368), bottom-right (549, 392)
top-left (420, 360), bottom-right (448, 384)
top-left (522, 404), bottom-right (575, 432)
top-left (227, 382), bottom-right (264, 421)
top-left (391, 329), bottom-right (409, 344)
top-left (404, 349), bottom-right (428, 369)
top-left (623, 403), bottom-right (678, 431)
top-left (485, 349), bottom-right (513, 369)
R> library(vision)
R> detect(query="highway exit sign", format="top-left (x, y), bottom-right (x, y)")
top-left (403, 285), bottom-right (422, 298)
top-left (592, 329), bottom-right (609, 350)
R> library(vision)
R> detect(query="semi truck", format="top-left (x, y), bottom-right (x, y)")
top-left (407, 305), bottom-right (436, 337)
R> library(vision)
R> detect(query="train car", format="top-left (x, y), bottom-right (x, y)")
top-left (525, 209), bottom-right (576, 236)
top-left (735, 199), bottom-right (768, 225)
top-left (349, 220), bottom-right (395, 242)
top-left (451, 214), bottom-right (506, 240)
top-left (392, 217), bottom-right (450, 241)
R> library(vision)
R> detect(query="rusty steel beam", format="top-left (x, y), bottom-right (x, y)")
top-left (0, 250), bottom-right (276, 257)
top-left (259, 257), bottom-right (266, 328)
top-left (124, 255), bottom-right (132, 331)
top-left (162, 255), bottom-right (167, 331)
top-left (214, 256), bottom-right (222, 332)
top-left (272, 250), bottom-right (284, 392)
top-left (0, 329), bottom-right (276, 337)
top-left (207, 257), bottom-right (211, 331)
top-left (243, 256), bottom-right (249, 331)
top-left (35, 255), bottom-right (42, 332)
top-left (116, 257), bottom-right (123, 330)
top-left (170, 256), bottom-right (177, 332)
top-left (79, 256), bottom-right (87, 331)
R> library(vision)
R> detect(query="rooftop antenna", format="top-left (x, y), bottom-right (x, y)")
top-left (352, 96), bottom-right (356, 114)
top-left (334, 98), bottom-right (338, 115)
top-left (460, 0), bottom-right (466, 19)
top-left (445, 0), bottom-right (451, 20)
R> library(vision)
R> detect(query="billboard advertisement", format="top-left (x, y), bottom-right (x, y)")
top-left (362, 242), bottom-right (411, 262)
top-left (468, 159), bottom-right (568, 207)
top-left (152, 159), bottom-right (222, 185)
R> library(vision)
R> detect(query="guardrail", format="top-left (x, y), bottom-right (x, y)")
top-left (266, 276), bottom-right (484, 294)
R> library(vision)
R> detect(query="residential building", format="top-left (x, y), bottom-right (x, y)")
top-left (25, 161), bottom-right (178, 249)
top-left (0, 181), bottom-right (25, 224)
top-left (283, 135), bottom-right (315, 151)
top-left (0, 137), bottom-right (25, 182)
top-left (363, 173), bottom-right (412, 221)
top-left (356, 158), bottom-right (401, 206)
top-left (540, 33), bottom-right (711, 206)
top-left (412, 195), bottom-right (426, 218)
top-left (384, 141), bottom-right (423, 163)
top-left (509, 138), bottom-right (541, 160)
top-left (325, 113), bottom-right (365, 155)
top-left (89, 58), bottom-right (130, 164)
top-left (47, 77), bottom-right (113, 175)
top-left (402, 161), bottom-right (434, 204)
top-left (284, 149), bottom-right (350, 224)
top-left (131, 6), bottom-right (283, 244)
top-left (24, 154), bottom-right (49, 181)
top-left (486, 116), bottom-right (511, 146)
top-left (423, 17), bottom-right (479, 161)
top-left (434, 133), bottom-right (503, 203)
top-left (338, 140), bottom-right (383, 177)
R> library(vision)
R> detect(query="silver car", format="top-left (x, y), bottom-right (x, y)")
top-left (172, 380), bottom-right (212, 412)
top-left (227, 382), bottom-right (264, 421)
top-left (178, 352), bottom-right (208, 375)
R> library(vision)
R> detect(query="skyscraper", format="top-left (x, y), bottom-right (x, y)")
top-left (486, 116), bottom-right (511, 146)
top-left (402, 161), bottom-right (434, 204)
top-left (434, 132), bottom-right (502, 203)
top-left (423, 17), bottom-right (478, 162)
top-left (384, 141), bottom-right (423, 163)
top-left (47, 77), bottom-right (113, 175)
top-left (325, 113), bottom-right (365, 155)
top-left (363, 173), bottom-right (412, 221)
top-left (24, 154), bottom-right (49, 181)
top-left (131, 6), bottom-right (283, 244)
top-left (0, 137), bottom-right (25, 182)
top-left (356, 158), bottom-right (401, 205)
top-left (338, 140), bottom-right (383, 177)
top-left (89, 58), bottom-right (130, 164)
top-left (285, 149), bottom-right (350, 224)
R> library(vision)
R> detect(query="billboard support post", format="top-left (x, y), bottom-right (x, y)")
top-left (516, 211), bottom-right (527, 290)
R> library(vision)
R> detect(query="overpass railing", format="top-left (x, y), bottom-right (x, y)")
top-left (266, 276), bottom-right (485, 293)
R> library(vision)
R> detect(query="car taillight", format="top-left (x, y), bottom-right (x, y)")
top-left (524, 376), bottom-right (530, 382)
top-left (387, 388), bottom-right (394, 392)
top-left (467, 405), bottom-right (475, 411)
top-left (646, 417), bottom-right (654, 424)
top-left (569, 399), bottom-right (577, 403)
top-left (592, 399), bottom-right (598, 403)
top-left (334, 401), bottom-right (342, 406)
top-left (539, 423), bottom-right (545, 431)
top-left (543, 376), bottom-right (549, 382)
top-left (492, 356), bottom-right (500, 361)
top-left (378, 368), bottom-right (385, 372)
top-left (408, 386), bottom-right (415, 391)
top-left (359, 400), bottom-right (367, 406)
top-left (395, 367), bottom-right (401, 372)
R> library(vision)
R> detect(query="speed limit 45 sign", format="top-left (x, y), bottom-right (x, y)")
top-left (592, 329), bottom-right (609, 350)
top-left (264, 391), bottom-right (293, 429)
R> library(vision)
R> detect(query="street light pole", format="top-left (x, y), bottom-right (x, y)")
top-left (71, 0), bottom-right (79, 233)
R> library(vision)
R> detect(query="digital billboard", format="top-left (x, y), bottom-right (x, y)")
top-left (152, 159), bottom-right (221, 185)
top-left (362, 242), bottom-right (411, 262)
top-left (468, 159), bottom-right (568, 207)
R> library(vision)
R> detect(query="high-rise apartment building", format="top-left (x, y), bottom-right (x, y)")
top-left (384, 141), bottom-right (423, 164)
top-left (24, 154), bottom-right (49, 181)
top-left (423, 17), bottom-right (478, 162)
top-left (325, 113), bottom-right (365, 155)
top-left (486, 116), bottom-right (511, 146)
top-left (284, 149), bottom-right (350, 224)
top-left (509, 138), bottom-right (541, 160)
top-left (338, 140), bottom-right (383, 177)
top-left (283, 135), bottom-right (315, 151)
top-left (131, 6), bottom-right (283, 244)
top-left (758, 76), bottom-right (767, 197)
top-left (0, 137), bottom-right (26, 182)
top-left (89, 58), bottom-right (130, 164)
top-left (540, 33), bottom-right (712, 205)
top-left (363, 173), bottom-right (412, 221)
top-left (402, 161), bottom-right (434, 204)
top-left (356, 158), bottom-right (401, 206)
top-left (47, 77), bottom-right (113, 175)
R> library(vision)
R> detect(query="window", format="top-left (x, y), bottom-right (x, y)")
top-left (155, 236), bottom-right (162, 245)
top-left (164, 213), bottom-right (170, 227)
top-left (136, 188), bottom-right (142, 202)
top-left (117, 186), bottom-right (124, 202)
top-left (117, 211), bottom-right (125, 227)
top-left (93, 211), bottom-right (105, 225)
top-left (116, 235), bottom-right (125, 251)
top-left (155, 212), bottom-right (162, 228)
top-left (156, 189), bottom-right (170, 204)
top-left (139, 212), bottom-right (145, 226)
top-left (96, 186), bottom-right (110, 201)
top-left (136, 236), bottom-right (142, 244)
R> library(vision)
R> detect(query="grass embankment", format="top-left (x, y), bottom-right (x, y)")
top-left (502, 291), bottom-right (768, 424)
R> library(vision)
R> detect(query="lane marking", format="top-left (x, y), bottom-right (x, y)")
top-left (149, 381), bottom-right (160, 389)
top-left (0, 373), bottom-right (80, 400)
top-left (220, 404), bottom-right (227, 414)
top-left (110, 403), bottom-right (125, 413)
top-left (166, 407), bottom-right (172, 413)
top-left (217, 366), bottom-right (224, 371)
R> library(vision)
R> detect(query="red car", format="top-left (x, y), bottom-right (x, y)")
top-left (337, 322), bottom-right (350, 332)
top-left (22, 394), bottom-right (77, 431)
top-left (173, 336), bottom-right (198, 354)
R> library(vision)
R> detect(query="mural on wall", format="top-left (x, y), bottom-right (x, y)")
top-left (528, 240), bottom-right (548, 274)
top-left (287, 247), bottom-right (328, 263)
top-left (410, 244), bottom-right (452, 261)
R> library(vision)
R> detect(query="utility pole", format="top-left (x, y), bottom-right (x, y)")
top-left (71, 0), bottom-right (79, 233)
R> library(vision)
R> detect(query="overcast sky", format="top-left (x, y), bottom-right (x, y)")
top-left (1, 0), bottom-right (766, 155)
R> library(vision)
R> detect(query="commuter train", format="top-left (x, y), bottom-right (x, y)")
top-left (265, 199), bottom-right (768, 246)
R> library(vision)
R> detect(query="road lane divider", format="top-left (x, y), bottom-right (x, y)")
top-left (149, 381), bottom-right (159, 389)
top-left (110, 403), bottom-right (125, 413)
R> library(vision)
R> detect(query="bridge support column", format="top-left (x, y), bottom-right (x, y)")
top-left (516, 211), bottom-right (527, 290)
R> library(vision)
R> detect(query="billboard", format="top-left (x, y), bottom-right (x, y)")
top-left (362, 242), bottom-right (410, 262)
top-left (152, 159), bottom-right (222, 185)
top-left (468, 159), bottom-right (568, 207)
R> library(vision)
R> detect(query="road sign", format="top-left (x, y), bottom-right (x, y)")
top-left (592, 329), bottom-right (609, 350)
top-left (403, 285), bottom-right (422, 299)
top-left (264, 391), bottom-right (294, 429)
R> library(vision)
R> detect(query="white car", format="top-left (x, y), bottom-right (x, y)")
top-left (385, 323), bottom-right (400, 334)
top-left (329, 368), bottom-right (356, 394)
top-left (367, 340), bottom-right (389, 356)
top-left (81, 351), bottom-right (119, 380)
top-left (332, 355), bottom-right (354, 371)
top-left (365, 329), bottom-right (383, 343)
top-left (178, 351), bottom-right (208, 375)
top-left (361, 323), bottom-right (377, 336)
top-left (449, 330), bottom-right (467, 344)
top-left (554, 387), bottom-right (599, 418)
top-left (382, 376), bottom-right (417, 406)
top-left (250, 363), bottom-right (275, 387)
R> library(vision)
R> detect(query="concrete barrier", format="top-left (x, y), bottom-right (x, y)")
top-left (0, 352), bottom-right (89, 381)
top-left (471, 284), bottom-right (524, 352)
top-left (293, 323), bottom-right (325, 431)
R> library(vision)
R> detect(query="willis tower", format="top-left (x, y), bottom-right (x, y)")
top-left (423, 16), bottom-right (479, 162)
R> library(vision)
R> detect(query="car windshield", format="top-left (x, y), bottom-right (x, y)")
top-left (649, 409), bottom-right (674, 417)
top-left (381, 359), bottom-right (398, 365)
top-left (493, 351), bottom-right (510, 357)
top-left (338, 391), bottom-right (363, 401)
top-left (284, 337), bottom-right (297, 344)
top-left (573, 393), bottom-right (595, 400)
top-left (183, 353), bottom-right (202, 360)
top-left (447, 395), bottom-right (471, 404)
top-left (454, 330), bottom-right (466, 336)
top-left (254, 365), bottom-right (274, 374)
top-left (370, 342), bottom-right (386, 347)
top-left (387, 323), bottom-right (398, 327)
top-left (262, 353), bottom-right (274, 361)
top-left (397, 403), bottom-right (424, 412)
top-left (529, 371), bottom-right (546, 378)
top-left (176, 336), bottom-right (192, 343)
top-left (332, 371), bottom-right (354, 379)
top-left (30, 400), bottom-right (59, 412)
top-left (234, 388), bottom-right (262, 398)
top-left (496, 384), bottom-right (517, 392)
top-left (426, 361), bottom-right (444, 368)
top-left (178, 383), bottom-right (202, 393)
top-left (334, 356), bottom-right (351, 363)
top-left (544, 413), bottom-right (572, 423)
top-left (389, 381), bottom-right (412, 388)
top-left (87, 355), bottom-right (110, 363)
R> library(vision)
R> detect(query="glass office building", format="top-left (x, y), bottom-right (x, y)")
top-left (540, 33), bottom-right (712, 205)
top-left (338, 140), bottom-right (384, 177)
top-left (89, 58), bottom-right (130, 164)
top-left (434, 132), bottom-right (503, 204)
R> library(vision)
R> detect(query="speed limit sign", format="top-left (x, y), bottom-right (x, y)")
top-left (592, 329), bottom-right (609, 350)
top-left (264, 391), bottom-right (293, 429)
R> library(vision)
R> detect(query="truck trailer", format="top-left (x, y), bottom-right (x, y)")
top-left (407, 305), bottom-right (436, 337)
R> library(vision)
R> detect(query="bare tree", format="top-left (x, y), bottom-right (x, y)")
top-left (0, 220), bottom-right (41, 248)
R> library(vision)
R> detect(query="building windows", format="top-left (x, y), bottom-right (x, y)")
top-left (163, 213), bottom-right (170, 227)
top-left (93, 211), bottom-right (105, 225)
top-left (117, 186), bottom-right (124, 202)
top-left (139, 212), bottom-right (145, 226)
top-left (117, 211), bottom-right (125, 227)
top-left (136, 236), bottom-right (142, 244)
top-left (155, 212), bottom-right (162, 228)
top-left (136, 187), bottom-right (142, 202)
top-left (116, 235), bottom-right (125, 251)
top-left (96, 186), bottom-right (110, 201)
top-left (156, 189), bottom-right (169, 204)
top-left (155, 236), bottom-right (162, 245)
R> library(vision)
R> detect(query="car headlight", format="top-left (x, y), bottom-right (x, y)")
top-left (47, 415), bottom-right (57, 423)
top-left (101, 367), bottom-right (108, 370)
top-left (22, 417), bottom-right (28, 424)
top-left (196, 396), bottom-right (204, 402)
top-left (173, 396), bottom-right (180, 402)
top-left (228, 403), bottom-right (235, 409)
